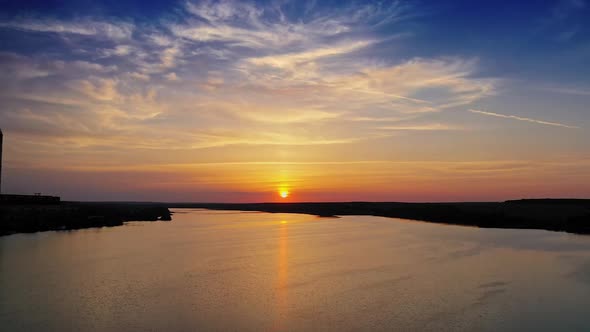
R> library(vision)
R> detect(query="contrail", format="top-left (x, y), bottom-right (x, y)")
top-left (468, 109), bottom-right (579, 129)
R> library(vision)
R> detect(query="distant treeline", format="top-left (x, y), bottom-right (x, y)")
top-left (2, 199), bottom-right (589, 236)
top-left (170, 199), bottom-right (590, 234)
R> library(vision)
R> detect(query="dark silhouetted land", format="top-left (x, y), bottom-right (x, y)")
top-left (0, 201), bottom-right (171, 236)
top-left (2, 199), bottom-right (590, 236)
top-left (171, 199), bottom-right (590, 234)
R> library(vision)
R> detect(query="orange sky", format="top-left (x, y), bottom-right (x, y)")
top-left (0, 1), bottom-right (589, 202)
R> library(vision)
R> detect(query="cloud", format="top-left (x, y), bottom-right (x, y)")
top-left (72, 61), bottom-right (118, 73)
top-left (168, 20), bottom-right (337, 50)
top-left (207, 102), bottom-right (341, 124)
top-left (67, 78), bottom-right (120, 101)
top-left (378, 124), bottom-right (460, 131)
top-left (170, 0), bottom-right (404, 53)
top-left (233, 56), bottom-right (493, 119)
top-left (185, 0), bottom-right (263, 23)
top-left (0, 1), bottom-right (495, 158)
top-left (469, 109), bottom-right (579, 128)
top-left (349, 115), bottom-right (416, 122)
top-left (102, 45), bottom-right (133, 57)
top-left (245, 40), bottom-right (374, 70)
top-left (539, 85), bottom-right (590, 96)
top-left (1, 1), bottom-right (589, 201)
top-left (165, 72), bottom-right (179, 81)
top-left (0, 19), bottom-right (134, 40)
top-left (192, 130), bottom-right (363, 148)
top-left (147, 34), bottom-right (174, 47)
top-left (126, 72), bottom-right (151, 81)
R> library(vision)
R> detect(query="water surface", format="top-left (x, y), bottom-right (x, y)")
top-left (2, 209), bottom-right (590, 331)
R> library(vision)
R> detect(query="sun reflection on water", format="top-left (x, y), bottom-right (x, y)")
top-left (275, 220), bottom-right (289, 329)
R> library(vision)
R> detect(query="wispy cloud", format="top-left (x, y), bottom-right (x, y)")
top-left (539, 85), bottom-right (590, 96)
top-left (171, 1), bottom-right (350, 50)
top-left (0, 1), bottom-right (496, 162)
top-left (245, 40), bottom-right (374, 69)
top-left (469, 109), bottom-right (579, 128)
top-left (1, 0), bottom-right (589, 200)
top-left (378, 124), bottom-right (460, 131)
top-left (0, 19), bottom-right (134, 39)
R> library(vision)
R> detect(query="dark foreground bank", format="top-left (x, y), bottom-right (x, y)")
top-left (171, 199), bottom-right (590, 234)
top-left (0, 202), bottom-right (171, 236)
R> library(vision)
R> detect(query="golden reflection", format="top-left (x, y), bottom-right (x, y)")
top-left (275, 220), bottom-right (289, 329)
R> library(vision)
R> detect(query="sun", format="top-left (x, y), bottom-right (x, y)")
top-left (279, 190), bottom-right (289, 198)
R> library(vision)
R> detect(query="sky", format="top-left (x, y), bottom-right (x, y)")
top-left (0, 0), bottom-right (589, 202)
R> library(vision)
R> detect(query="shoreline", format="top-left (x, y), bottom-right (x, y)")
top-left (1, 199), bottom-right (589, 236)
top-left (0, 202), bottom-right (171, 236)
top-left (169, 199), bottom-right (590, 234)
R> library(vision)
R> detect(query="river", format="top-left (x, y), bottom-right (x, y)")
top-left (1, 209), bottom-right (590, 331)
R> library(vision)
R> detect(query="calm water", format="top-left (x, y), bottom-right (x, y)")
top-left (2, 209), bottom-right (590, 331)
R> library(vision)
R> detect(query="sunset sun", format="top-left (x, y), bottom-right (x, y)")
top-left (279, 190), bottom-right (289, 199)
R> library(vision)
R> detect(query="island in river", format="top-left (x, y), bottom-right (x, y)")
top-left (1, 199), bottom-right (589, 236)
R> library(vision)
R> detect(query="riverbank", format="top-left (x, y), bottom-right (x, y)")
top-left (0, 202), bottom-right (171, 236)
top-left (170, 199), bottom-right (590, 234)
top-left (2, 199), bottom-right (589, 236)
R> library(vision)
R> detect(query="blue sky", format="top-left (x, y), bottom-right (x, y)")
top-left (0, 0), bottom-right (588, 201)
